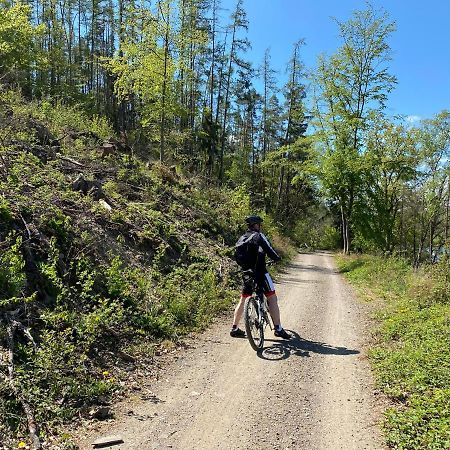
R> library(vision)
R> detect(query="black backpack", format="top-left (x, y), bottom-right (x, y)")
top-left (234, 232), bottom-right (257, 268)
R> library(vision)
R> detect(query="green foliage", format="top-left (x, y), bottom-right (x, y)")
top-left (409, 256), bottom-right (450, 308)
top-left (292, 218), bottom-right (340, 250)
top-left (0, 233), bottom-right (26, 299)
top-left (336, 254), bottom-right (410, 299)
top-left (212, 185), bottom-right (252, 236)
top-left (28, 100), bottom-right (114, 144)
top-left (384, 390), bottom-right (450, 450)
top-left (150, 263), bottom-right (235, 337)
top-left (42, 208), bottom-right (72, 243)
top-left (0, 195), bottom-right (13, 221)
top-left (337, 254), bottom-right (450, 449)
top-left (103, 2), bottom-right (185, 158)
top-left (354, 120), bottom-right (418, 253)
top-left (7, 253), bottom-right (129, 433)
top-left (319, 225), bottom-right (341, 250)
top-left (38, 237), bottom-right (66, 298)
top-left (0, 3), bottom-right (44, 75)
top-left (314, 5), bottom-right (397, 253)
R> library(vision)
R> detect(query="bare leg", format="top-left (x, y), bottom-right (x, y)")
top-left (232, 295), bottom-right (246, 327)
top-left (266, 293), bottom-right (281, 327)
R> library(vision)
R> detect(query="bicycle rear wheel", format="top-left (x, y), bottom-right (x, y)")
top-left (244, 296), bottom-right (264, 351)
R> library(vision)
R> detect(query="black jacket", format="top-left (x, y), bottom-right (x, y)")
top-left (236, 231), bottom-right (281, 274)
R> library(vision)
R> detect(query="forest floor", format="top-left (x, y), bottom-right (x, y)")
top-left (75, 251), bottom-right (386, 450)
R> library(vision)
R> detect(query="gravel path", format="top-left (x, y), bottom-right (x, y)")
top-left (77, 251), bottom-right (385, 450)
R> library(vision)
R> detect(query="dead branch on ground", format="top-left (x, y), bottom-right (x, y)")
top-left (3, 314), bottom-right (41, 449)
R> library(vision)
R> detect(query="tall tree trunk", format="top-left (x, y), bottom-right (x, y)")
top-left (218, 23), bottom-right (236, 182)
top-left (90, 0), bottom-right (96, 93)
top-left (445, 181), bottom-right (449, 242)
top-left (159, 0), bottom-right (171, 162)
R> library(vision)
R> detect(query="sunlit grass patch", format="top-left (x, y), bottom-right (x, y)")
top-left (336, 254), bottom-right (450, 449)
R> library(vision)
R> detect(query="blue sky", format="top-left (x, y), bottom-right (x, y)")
top-left (221, 0), bottom-right (450, 122)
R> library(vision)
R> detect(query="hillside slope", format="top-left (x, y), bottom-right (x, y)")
top-left (0, 91), bottom-right (290, 449)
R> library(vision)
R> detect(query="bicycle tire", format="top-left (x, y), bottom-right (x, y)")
top-left (244, 296), bottom-right (264, 351)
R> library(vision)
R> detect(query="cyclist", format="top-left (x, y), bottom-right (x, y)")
top-left (230, 215), bottom-right (291, 340)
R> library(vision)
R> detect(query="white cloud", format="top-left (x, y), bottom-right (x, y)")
top-left (406, 115), bottom-right (422, 124)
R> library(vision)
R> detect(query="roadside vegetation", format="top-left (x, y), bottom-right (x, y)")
top-left (1, 0), bottom-right (449, 449)
top-left (0, 89), bottom-right (297, 449)
top-left (336, 254), bottom-right (450, 450)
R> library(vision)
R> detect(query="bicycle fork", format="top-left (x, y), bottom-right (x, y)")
top-left (259, 295), bottom-right (273, 331)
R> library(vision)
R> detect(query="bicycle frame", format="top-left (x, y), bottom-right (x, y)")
top-left (256, 290), bottom-right (272, 331)
top-left (244, 286), bottom-right (273, 351)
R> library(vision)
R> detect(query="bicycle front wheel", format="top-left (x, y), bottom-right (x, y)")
top-left (244, 296), bottom-right (264, 351)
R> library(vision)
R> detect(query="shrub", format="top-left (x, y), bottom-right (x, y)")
top-left (0, 196), bottom-right (13, 222)
top-left (0, 233), bottom-right (26, 300)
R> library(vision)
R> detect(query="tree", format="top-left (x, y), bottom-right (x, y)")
top-left (256, 48), bottom-right (277, 205)
top-left (0, 2), bottom-right (44, 89)
top-left (227, 67), bottom-right (260, 186)
top-left (177, 0), bottom-right (209, 157)
top-left (218, 0), bottom-right (249, 181)
top-left (356, 118), bottom-right (418, 253)
top-left (411, 111), bottom-right (450, 265)
top-left (276, 39), bottom-right (308, 219)
top-left (105, 1), bottom-right (183, 162)
top-left (314, 5), bottom-right (396, 253)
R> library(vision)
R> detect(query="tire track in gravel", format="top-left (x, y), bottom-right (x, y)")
top-left (77, 251), bottom-right (385, 450)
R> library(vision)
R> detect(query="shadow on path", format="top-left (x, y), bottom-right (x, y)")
top-left (283, 262), bottom-right (338, 276)
top-left (279, 277), bottom-right (318, 286)
top-left (257, 330), bottom-right (360, 361)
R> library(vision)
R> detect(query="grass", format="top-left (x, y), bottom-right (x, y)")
top-left (335, 254), bottom-right (450, 450)
top-left (0, 90), bottom-right (296, 448)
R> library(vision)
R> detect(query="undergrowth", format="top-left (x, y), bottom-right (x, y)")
top-left (0, 89), bottom-right (294, 448)
top-left (336, 254), bottom-right (450, 450)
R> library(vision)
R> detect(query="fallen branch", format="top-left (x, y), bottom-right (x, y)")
top-left (19, 214), bottom-right (32, 241)
top-left (56, 153), bottom-right (85, 167)
top-left (125, 182), bottom-right (146, 192)
top-left (0, 152), bottom-right (8, 180)
top-left (5, 318), bottom-right (41, 449)
top-left (9, 318), bottom-right (37, 352)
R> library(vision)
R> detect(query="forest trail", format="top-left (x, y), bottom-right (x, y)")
top-left (77, 252), bottom-right (385, 450)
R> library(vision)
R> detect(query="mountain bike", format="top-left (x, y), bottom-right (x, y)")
top-left (244, 282), bottom-right (272, 352)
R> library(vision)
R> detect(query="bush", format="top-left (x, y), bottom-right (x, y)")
top-left (409, 256), bottom-right (450, 308)
top-left (153, 263), bottom-right (236, 337)
top-left (0, 233), bottom-right (26, 300)
top-left (0, 196), bottom-right (13, 222)
top-left (318, 225), bottom-right (340, 250)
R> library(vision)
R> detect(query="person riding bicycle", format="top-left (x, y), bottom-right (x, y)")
top-left (230, 215), bottom-right (291, 340)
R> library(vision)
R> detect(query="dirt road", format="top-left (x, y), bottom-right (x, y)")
top-left (78, 252), bottom-right (385, 450)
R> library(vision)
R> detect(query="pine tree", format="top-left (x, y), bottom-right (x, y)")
top-left (218, 0), bottom-right (249, 181)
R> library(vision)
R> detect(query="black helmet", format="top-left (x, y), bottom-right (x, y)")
top-left (245, 215), bottom-right (263, 225)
